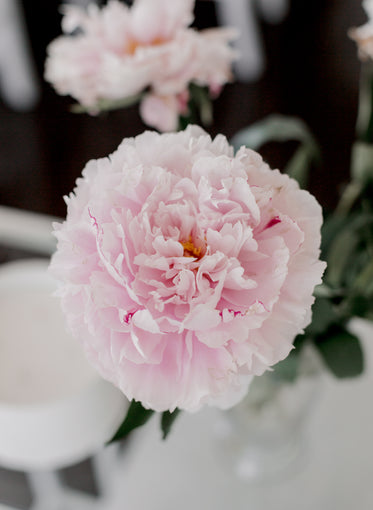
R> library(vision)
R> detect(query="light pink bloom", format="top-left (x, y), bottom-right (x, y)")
top-left (349, 0), bottom-right (373, 60)
top-left (49, 126), bottom-right (326, 412)
top-left (147, 27), bottom-right (238, 98)
top-left (139, 91), bottom-right (189, 132)
top-left (44, 0), bottom-right (237, 123)
top-left (192, 28), bottom-right (238, 93)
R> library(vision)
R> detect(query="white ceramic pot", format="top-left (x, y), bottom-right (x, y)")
top-left (0, 258), bottom-right (128, 471)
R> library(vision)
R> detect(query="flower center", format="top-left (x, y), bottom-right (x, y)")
top-left (126, 37), bottom-right (166, 56)
top-left (180, 237), bottom-right (204, 259)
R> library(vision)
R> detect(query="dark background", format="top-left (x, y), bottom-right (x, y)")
top-left (0, 0), bottom-right (366, 218)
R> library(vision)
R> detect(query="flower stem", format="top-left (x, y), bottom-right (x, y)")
top-left (356, 61), bottom-right (373, 143)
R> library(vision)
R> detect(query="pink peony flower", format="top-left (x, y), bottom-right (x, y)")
top-left (349, 0), bottom-right (373, 60)
top-left (49, 126), bottom-right (326, 412)
top-left (44, 0), bottom-right (237, 125)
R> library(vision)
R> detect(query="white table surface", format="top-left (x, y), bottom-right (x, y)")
top-left (113, 318), bottom-right (373, 510)
top-left (0, 205), bottom-right (371, 509)
top-left (1, 209), bottom-right (371, 509)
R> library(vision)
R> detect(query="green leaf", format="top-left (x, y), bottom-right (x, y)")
top-left (356, 61), bottom-right (373, 143)
top-left (313, 283), bottom-right (344, 299)
top-left (352, 258), bottom-right (373, 296)
top-left (306, 297), bottom-right (339, 336)
top-left (351, 141), bottom-right (373, 185)
top-left (231, 114), bottom-right (320, 154)
top-left (178, 83), bottom-right (213, 130)
top-left (272, 351), bottom-right (299, 382)
top-left (324, 213), bottom-right (373, 288)
top-left (231, 115), bottom-right (313, 150)
top-left (336, 142), bottom-right (373, 216)
top-left (314, 325), bottom-right (364, 378)
top-left (345, 295), bottom-right (373, 318)
top-left (325, 226), bottom-right (360, 288)
top-left (271, 335), bottom-right (307, 382)
top-left (161, 408), bottom-right (181, 440)
top-left (230, 114), bottom-right (320, 188)
top-left (178, 115), bottom-right (192, 131)
top-left (107, 400), bottom-right (154, 444)
top-left (189, 83), bottom-right (213, 126)
top-left (335, 181), bottom-right (364, 216)
top-left (321, 214), bottom-right (352, 256)
top-left (284, 145), bottom-right (312, 188)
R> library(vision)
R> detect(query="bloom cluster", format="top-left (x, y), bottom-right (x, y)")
top-left (349, 0), bottom-right (373, 59)
top-left (44, 0), bottom-right (237, 131)
top-left (49, 126), bottom-right (325, 413)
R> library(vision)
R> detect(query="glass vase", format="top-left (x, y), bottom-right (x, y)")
top-left (215, 345), bottom-right (323, 483)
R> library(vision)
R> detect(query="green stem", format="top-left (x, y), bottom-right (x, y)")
top-left (356, 62), bottom-right (373, 143)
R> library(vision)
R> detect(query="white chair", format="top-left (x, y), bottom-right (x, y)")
top-left (0, 0), bottom-right (40, 111)
top-left (0, 207), bottom-right (130, 510)
top-left (215, 0), bottom-right (289, 81)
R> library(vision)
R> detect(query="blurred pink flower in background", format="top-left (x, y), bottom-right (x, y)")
top-left (44, 0), bottom-right (238, 129)
top-left (49, 126), bottom-right (326, 412)
top-left (139, 90), bottom-right (189, 132)
top-left (349, 0), bottom-right (373, 60)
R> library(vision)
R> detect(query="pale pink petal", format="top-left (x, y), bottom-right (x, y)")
top-left (131, 0), bottom-right (194, 43)
top-left (139, 94), bottom-right (180, 132)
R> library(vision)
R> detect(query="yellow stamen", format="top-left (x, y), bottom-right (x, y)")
top-left (126, 37), bottom-right (166, 56)
top-left (181, 237), bottom-right (203, 258)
